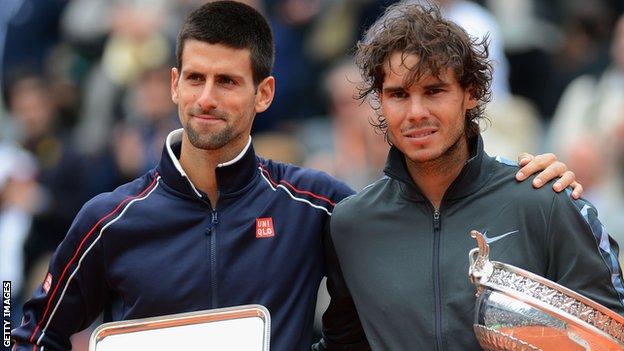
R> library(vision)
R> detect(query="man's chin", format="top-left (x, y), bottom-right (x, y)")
top-left (405, 152), bottom-right (441, 164)
top-left (185, 129), bottom-right (230, 151)
top-left (189, 138), bottom-right (229, 150)
top-left (399, 146), bottom-right (441, 163)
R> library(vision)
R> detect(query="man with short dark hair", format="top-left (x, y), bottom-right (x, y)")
top-left (319, 2), bottom-right (624, 350)
top-left (12, 2), bottom-right (583, 351)
top-left (12, 3), bottom-right (351, 350)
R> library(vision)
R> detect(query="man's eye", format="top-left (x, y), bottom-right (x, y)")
top-left (218, 77), bottom-right (236, 85)
top-left (426, 88), bottom-right (444, 95)
top-left (390, 91), bottom-right (408, 99)
top-left (187, 74), bottom-right (203, 82)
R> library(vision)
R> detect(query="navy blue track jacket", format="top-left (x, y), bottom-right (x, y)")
top-left (12, 129), bottom-right (355, 351)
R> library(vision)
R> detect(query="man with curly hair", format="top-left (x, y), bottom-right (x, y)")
top-left (317, 2), bottom-right (624, 350)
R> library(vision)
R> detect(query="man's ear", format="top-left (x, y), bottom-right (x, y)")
top-left (254, 76), bottom-right (275, 113)
top-left (465, 87), bottom-right (478, 110)
top-left (171, 67), bottom-right (180, 104)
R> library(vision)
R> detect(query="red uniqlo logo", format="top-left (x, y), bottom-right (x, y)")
top-left (256, 217), bottom-right (275, 238)
top-left (43, 273), bottom-right (53, 294)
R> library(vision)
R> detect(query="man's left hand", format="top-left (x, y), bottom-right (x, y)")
top-left (515, 152), bottom-right (583, 199)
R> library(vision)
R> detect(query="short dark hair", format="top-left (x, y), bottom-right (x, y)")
top-left (176, 1), bottom-right (275, 85)
top-left (355, 1), bottom-right (492, 140)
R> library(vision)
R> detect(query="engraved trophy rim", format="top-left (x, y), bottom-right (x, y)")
top-left (468, 230), bottom-right (624, 347)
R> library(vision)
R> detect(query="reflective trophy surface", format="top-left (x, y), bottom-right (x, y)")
top-left (468, 230), bottom-right (624, 351)
top-left (89, 304), bottom-right (270, 351)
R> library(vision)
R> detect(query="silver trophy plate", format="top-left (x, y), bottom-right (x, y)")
top-left (468, 230), bottom-right (624, 351)
top-left (89, 304), bottom-right (270, 351)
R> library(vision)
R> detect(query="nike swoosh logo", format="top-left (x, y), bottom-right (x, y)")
top-left (482, 230), bottom-right (520, 244)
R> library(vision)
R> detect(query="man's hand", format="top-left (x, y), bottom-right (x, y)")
top-left (515, 152), bottom-right (583, 199)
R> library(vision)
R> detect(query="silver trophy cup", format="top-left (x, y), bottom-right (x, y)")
top-left (468, 230), bottom-right (624, 351)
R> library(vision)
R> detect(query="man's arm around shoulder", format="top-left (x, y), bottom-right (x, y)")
top-left (312, 220), bottom-right (370, 351)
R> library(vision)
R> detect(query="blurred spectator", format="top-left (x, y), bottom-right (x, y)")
top-left (0, 141), bottom-right (37, 326)
top-left (124, 65), bottom-right (180, 168)
top-left (306, 0), bottom-right (395, 65)
top-left (254, 132), bottom-right (305, 165)
top-left (548, 14), bottom-right (624, 245)
top-left (550, 14), bottom-right (624, 157)
top-left (543, 0), bottom-right (615, 119)
top-left (0, 0), bottom-right (24, 115)
top-left (487, 0), bottom-right (562, 54)
top-left (433, 0), bottom-right (511, 102)
top-left (1, 0), bottom-right (68, 93)
top-left (85, 122), bottom-right (151, 195)
top-left (86, 65), bottom-right (180, 195)
top-left (256, 0), bottom-right (325, 131)
top-left (71, 0), bottom-right (174, 155)
top-left (5, 73), bottom-right (92, 289)
top-left (295, 60), bottom-right (389, 341)
top-left (560, 133), bottom-right (624, 252)
top-left (481, 96), bottom-right (543, 160)
top-left (488, 0), bottom-right (563, 119)
top-left (299, 59), bottom-right (388, 191)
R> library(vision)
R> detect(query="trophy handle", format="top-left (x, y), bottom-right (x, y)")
top-left (469, 230), bottom-right (494, 296)
top-left (471, 230), bottom-right (490, 258)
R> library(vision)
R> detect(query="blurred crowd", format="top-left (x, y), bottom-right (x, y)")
top-left (1, 0), bottom-right (624, 347)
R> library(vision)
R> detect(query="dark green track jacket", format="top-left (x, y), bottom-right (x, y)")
top-left (321, 135), bottom-right (624, 351)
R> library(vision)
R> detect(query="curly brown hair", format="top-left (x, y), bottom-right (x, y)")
top-left (355, 1), bottom-right (492, 140)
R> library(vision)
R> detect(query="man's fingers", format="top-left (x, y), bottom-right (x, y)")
top-left (518, 155), bottom-right (585, 198)
top-left (532, 160), bottom-right (566, 188)
top-left (517, 152), bottom-right (533, 168)
top-left (571, 181), bottom-right (583, 199)
top-left (552, 170), bottom-right (575, 192)
top-left (515, 152), bottom-right (534, 180)
top-left (516, 153), bottom-right (559, 182)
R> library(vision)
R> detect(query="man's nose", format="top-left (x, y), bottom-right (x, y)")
top-left (407, 95), bottom-right (428, 120)
top-left (197, 82), bottom-right (218, 110)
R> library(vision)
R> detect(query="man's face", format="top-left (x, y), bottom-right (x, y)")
top-left (171, 40), bottom-right (274, 151)
top-left (10, 78), bottom-right (56, 140)
top-left (380, 52), bottom-right (477, 164)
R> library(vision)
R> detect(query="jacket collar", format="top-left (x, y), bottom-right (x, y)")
top-left (157, 129), bottom-right (259, 200)
top-left (383, 134), bottom-right (494, 203)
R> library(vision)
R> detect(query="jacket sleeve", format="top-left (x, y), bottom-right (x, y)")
top-left (11, 199), bottom-right (109, 351)
top-left (312, 221), bottom-right (370, 351)
top-left (546, 192), bottom-right (624, 315)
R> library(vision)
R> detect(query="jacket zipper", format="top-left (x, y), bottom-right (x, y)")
top-left (206, 209), bottom-right (219, 308)
top-left (433, 209), bottom-right (443, 351)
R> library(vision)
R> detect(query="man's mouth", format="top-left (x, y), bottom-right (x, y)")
top-left (405, 128), bottom-right (437, 138)
top-left (189, 107), bottom-right (228, 121)
top-left (192, 114), bottom-right (224, 120)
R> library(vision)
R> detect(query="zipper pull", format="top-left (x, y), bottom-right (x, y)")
top-left (433, 209), bottom-right (440, 231)
top-left (205, 211), bottom-right (219, 236)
